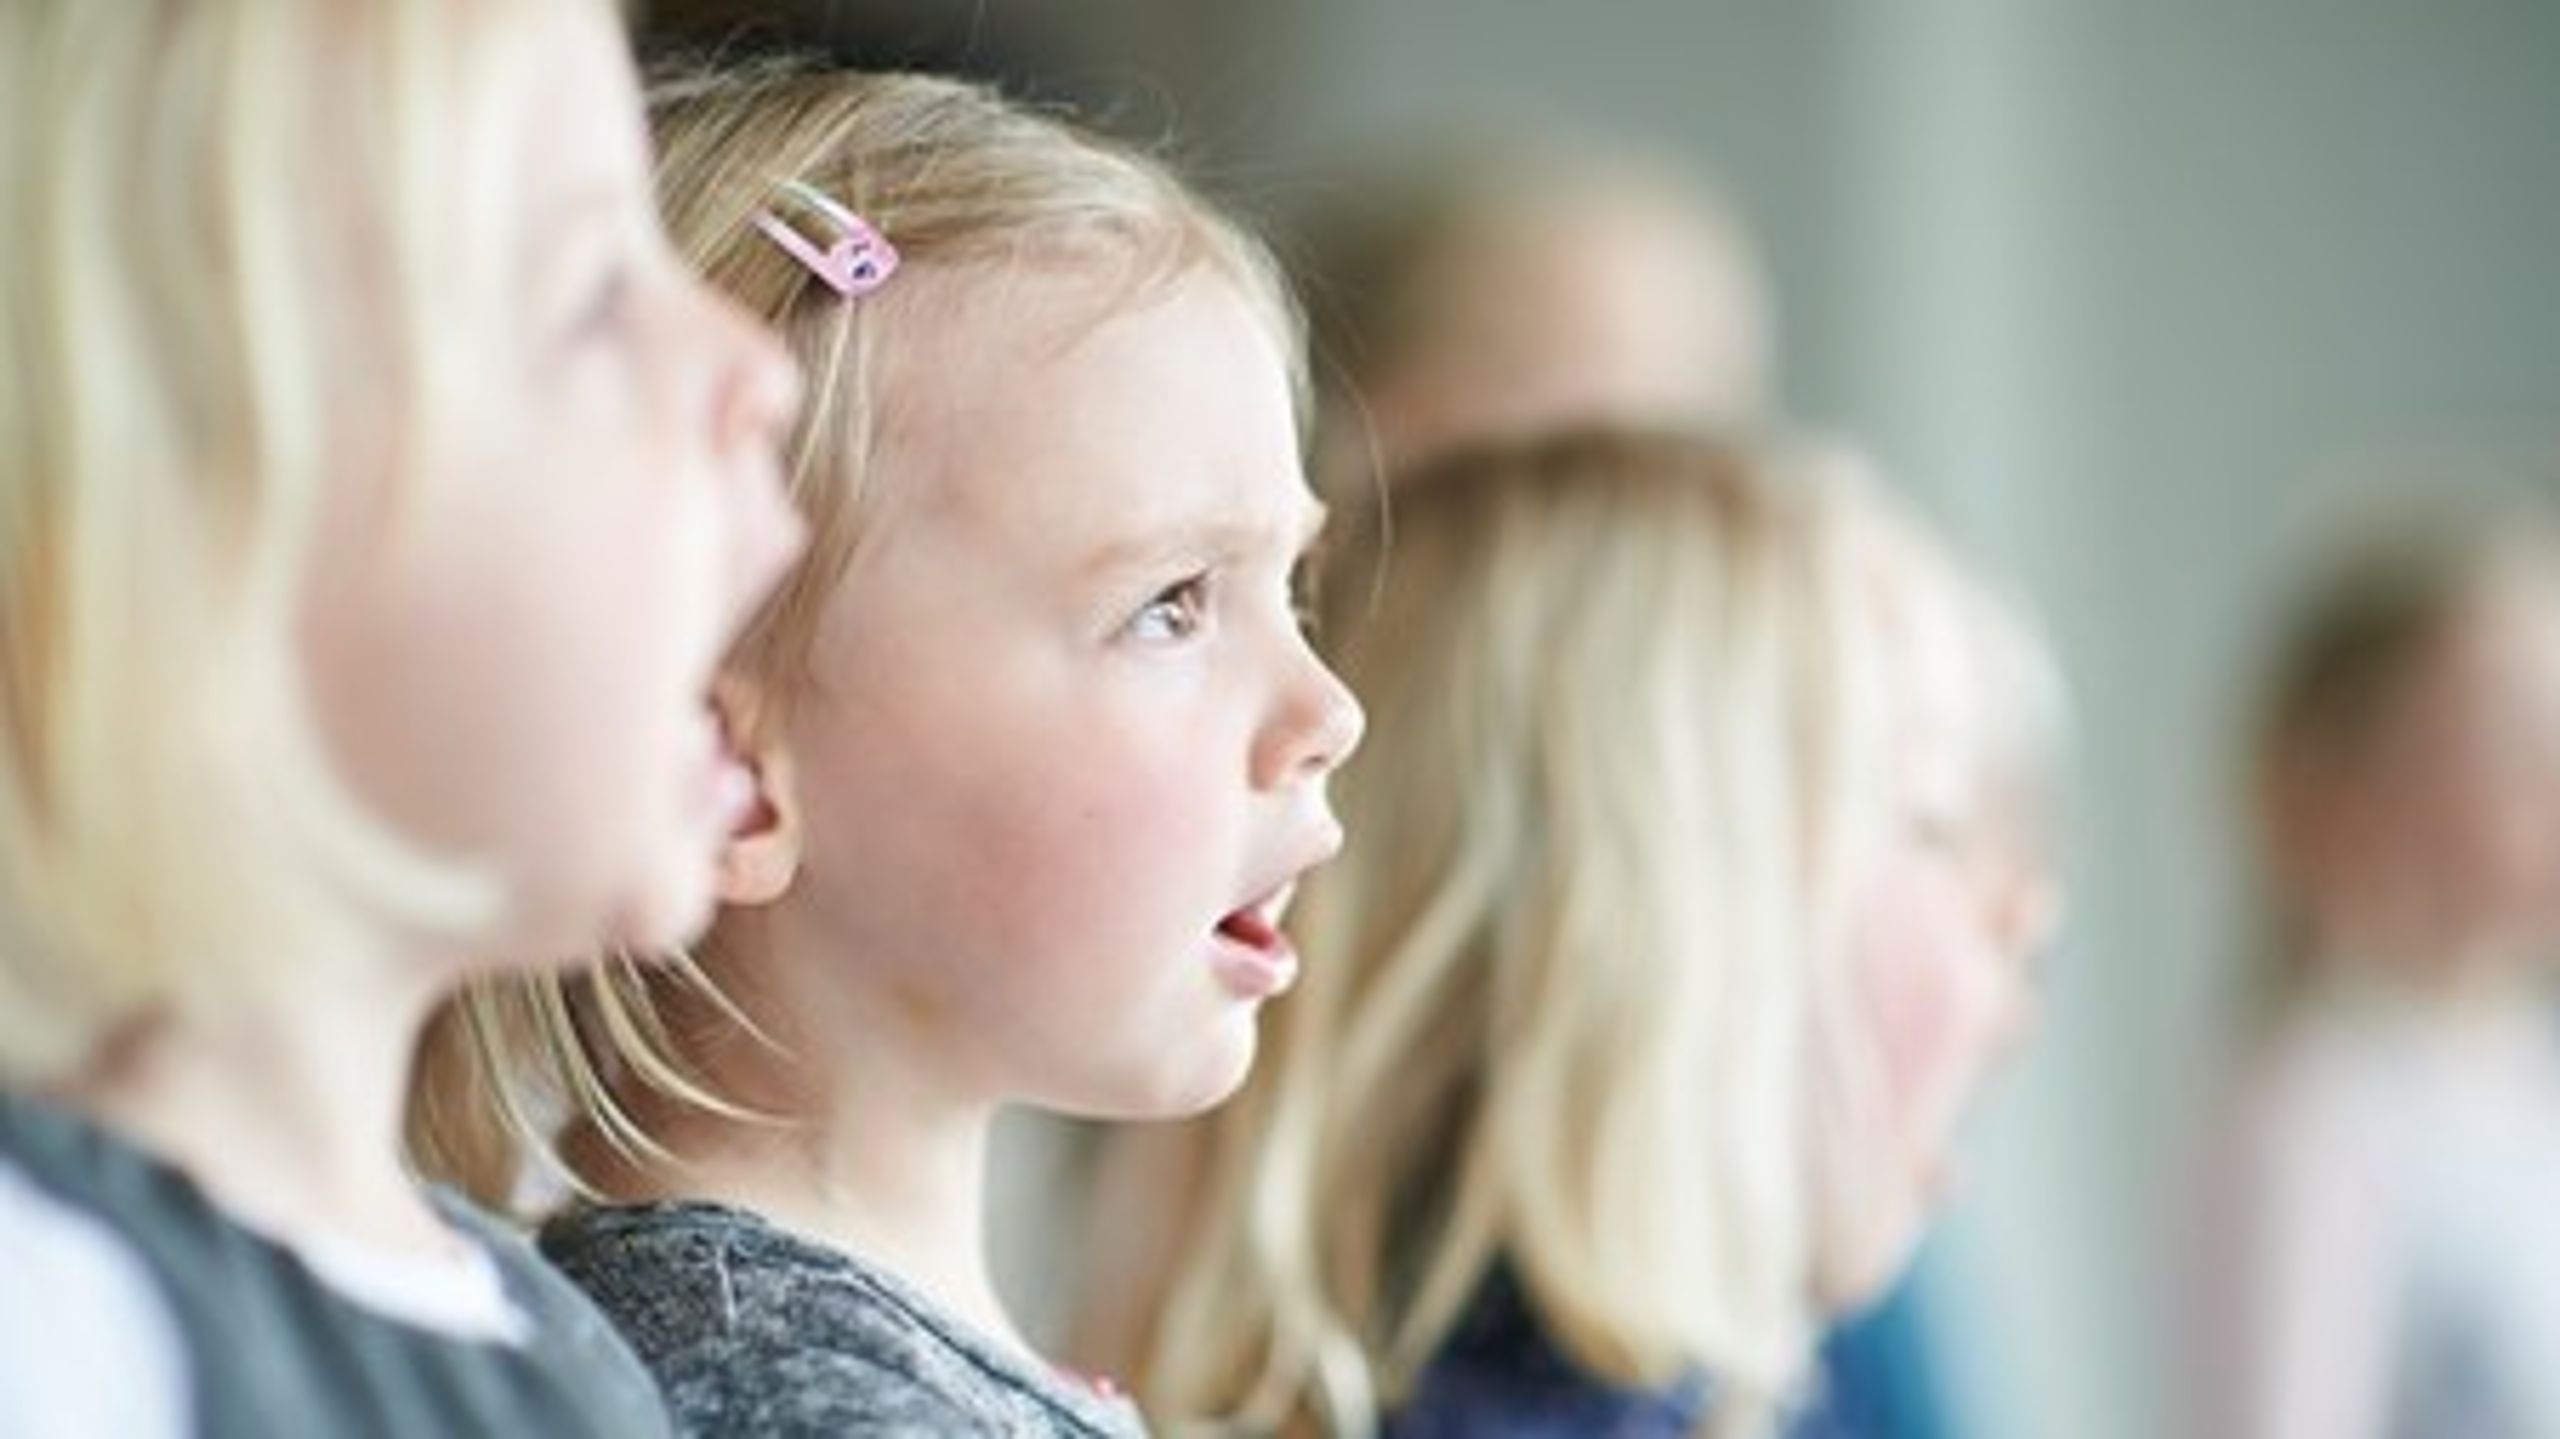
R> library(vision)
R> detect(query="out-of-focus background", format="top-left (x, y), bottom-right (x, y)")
top-left (648, 6), bottom-right (2560, 1436)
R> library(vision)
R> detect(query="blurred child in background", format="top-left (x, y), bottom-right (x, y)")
top-left (1291, 143), bottom-right (1772, 495)
top-left (2193, 496), bottom-right (2560, 1439)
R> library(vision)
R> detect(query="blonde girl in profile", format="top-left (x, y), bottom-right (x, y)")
top-left (1114, 427), bottom-right (2061, 1438)
top-left (0, 1), bottom-right (803, 1435)
top-left (407, 62), bottom-right (1362, 1437)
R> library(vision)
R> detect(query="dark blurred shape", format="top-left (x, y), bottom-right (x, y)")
top-left (643, 1), bottom-right (1069, 92)
top-left (635, 0), bottom-right (1299, 164)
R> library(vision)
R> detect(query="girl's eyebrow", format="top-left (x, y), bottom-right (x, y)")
top-left (525, 180), bottom-right (630, 249)
top-left (1080, 499), bottom-right (1330, 581)
top-left (535, 182), bottom-right (620, 228)
top-left (519, 183), bottom-right (628, 298)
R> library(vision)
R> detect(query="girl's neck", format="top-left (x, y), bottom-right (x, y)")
top-left (2308, 912), bottom-right (2550, 1017)
top-left (52, 955), bottom-right (457, 1258)
top-left (597, 919), bottom-right (1026, 1354)
top-left (637, 1084), bottom-right (1016, 1350)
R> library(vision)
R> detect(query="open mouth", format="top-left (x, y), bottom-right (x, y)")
top-left (698, 698), bottom-right (758, 827)
top-left (1217, 905), bottom-right (1279, 951)
top-left (1211, 884), bottom-right (1300, 1000)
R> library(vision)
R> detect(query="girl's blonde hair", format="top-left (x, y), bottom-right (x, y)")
top-left (408, 61), bottom-right (1306, 1207)
top-left (1138, 427), bottom-right (1891, 1435)
top-left (0, 0), bottom-right (568, 1082)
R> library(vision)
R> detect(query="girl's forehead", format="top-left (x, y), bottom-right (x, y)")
top-left (504, 8), bottom-right (648, 224)
top-left (866, 260), bottom-right (1128, 429)
top-left (365, 4), bottom-right (642, 348)
top-left (1864, 565), bottom-right (1989, 756)
top-left (890, 261), bottom-right (1287, 461)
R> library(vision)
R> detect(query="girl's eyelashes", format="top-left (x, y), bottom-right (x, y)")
top-left (1114, 549), bottom-right (1316, 645)
top-left (566, 261), bottom-right (634, 346)
top-left (1123, 573), bottom-right (1211, 643)
top-left (1289, 556), bottom-right (1322, 637)
top-left (1903, 801), bottom-right (1971, 856)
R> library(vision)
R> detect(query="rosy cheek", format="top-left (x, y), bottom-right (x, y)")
top-left (1854, 870), bottom-right (1995, 1131)
top-left (1863, 931), bottom-right (1958, 1101)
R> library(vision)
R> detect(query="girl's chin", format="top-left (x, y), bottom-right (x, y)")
top-left (1066, 1025), bottom-right (1258, 1123)
top-left (1818, 1202), bottom-right (1928, 1317)
top-left (604, 864), bottom-right (720, 958)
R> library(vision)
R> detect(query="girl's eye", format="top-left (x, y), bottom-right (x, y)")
top-left (1125, 575), bottom-right (1210, 643)
top-left (1290, 560), bottom-right (1322, 638)
top-left (1905, 803), bottom-right (1969, 856)
top-left (570, 265), bottom-right (633, 344)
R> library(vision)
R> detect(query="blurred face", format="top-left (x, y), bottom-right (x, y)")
top-left (2316, 569), bottom-right (2560, 968)
top-left (1363, 194), bottom-right (1768, 474)
top-left (302, 0), bottom-right (804, 966)
top-left (762, 266), bottom-right (1362, 1118)
top-left (1819, 567), bottom-right (2045, 1309)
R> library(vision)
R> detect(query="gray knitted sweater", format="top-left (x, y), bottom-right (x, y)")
top-left (542, 1200), bottom-right (1148, 1438)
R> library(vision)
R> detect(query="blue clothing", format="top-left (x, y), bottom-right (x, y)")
top-left (1385, 1264), bottom-right (1973, 1439)
top-left (1384, 1269), bottom-right (1711, 1439)
top-left (1794, 1258), bottom-right (1967, 1439)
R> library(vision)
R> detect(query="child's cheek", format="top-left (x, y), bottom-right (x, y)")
top-left (1856, 875), bottom-right (1975, 1125)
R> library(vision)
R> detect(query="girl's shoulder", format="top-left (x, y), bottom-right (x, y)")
top-left (1388, 1267), bottom-right (1711, 1439)
top-left (543, 1199), bottom-right (1148, 1438)
top-left (0, 1095), bottom-right (672, 1439)
top-left (0, 1154), bottom-right (191, 1438)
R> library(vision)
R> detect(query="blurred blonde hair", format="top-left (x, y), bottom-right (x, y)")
top-left (1137, 427), bottom-right (1892, 1437)
top-left (408, 61), bottom-right (1306, 1207)
top-left (0, 0), bottom-right (573, 1083)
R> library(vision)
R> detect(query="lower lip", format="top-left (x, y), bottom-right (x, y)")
top-left (1211, 929), bottom-right (1300, 1000)
top-left (699, 754), bottom-right (754, 826)
top-left (691, 713), bottom-right (755, 825)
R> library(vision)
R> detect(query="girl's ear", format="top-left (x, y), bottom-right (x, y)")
top-left (1985, 850), bottom-right (2064, 1011)
top-left (712, 676), bottom-right (801, 907)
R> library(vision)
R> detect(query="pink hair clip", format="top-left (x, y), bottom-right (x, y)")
top-left (753, 179), bottom-right (899, 298)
